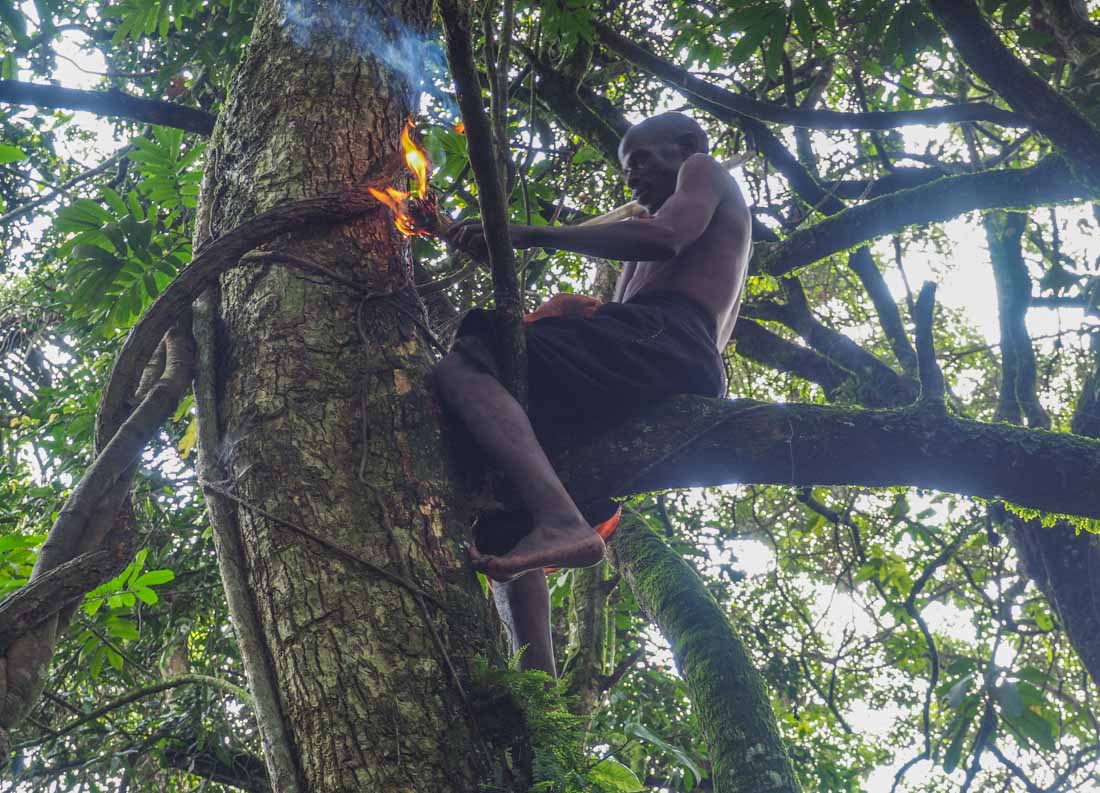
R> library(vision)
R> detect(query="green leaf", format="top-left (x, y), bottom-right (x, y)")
top-left (1007, 707), bottom-right (1055, 751)
top-left (107, 648), bottom-right (124, 672)
top-left (134, 569), bottom-right (175, 587)
top-left (808, 0), bottom-right (835, 30)
top-left (947, 674), bottom-right (973, 709)
top-left (791, 0), bottom-right (814, 41)
top-left (134, 587), bottom-right (158, 605)
top-left (101, 187), bottom-right (128, 217)
top-left (995, 681), bottom-right (1024, 718)
top-left (0, 0), bottom-right (27, 40)
top-left (573, 144), bottom-right (602, 165)
top-left (589, 758), bottom-right (645, 792)
top-left (1017, 30), bottom-right (1052, 49)
top-left (628, 722), bottom-right (703, 783)
top-left (764, 17), bottom-right (787, 79)
top-left (943, 704), bottom-right (976, 773)
top-left (728, 22), bottom-right (771, 66)
top-left (1000, 0), bottom-right (1028, 24)
top-left (0, 144), bottom-right (26, 164)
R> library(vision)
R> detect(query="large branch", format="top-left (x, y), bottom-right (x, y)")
top-left (985, 211), bottom-right (1048, 427)
top-left (594, 24), bottom-right (1025, 130)
top-left (927, 0), bottom-right (1100, 193)
top-left (754, 156), bottom-right (1088, 275)
top-left (609, 517), bottom-right (802, 793)
top-left (549, 397), bottom-right (1100, 520)
top-left (745, 278), bottom-right (918, 407)
top-left (0, 81), bottom-right (216, 136)
top-left (732, 319), bottom-right (850, 400)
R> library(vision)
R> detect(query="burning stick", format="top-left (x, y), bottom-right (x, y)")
top-left (369, 120), bottom-right (451, 237)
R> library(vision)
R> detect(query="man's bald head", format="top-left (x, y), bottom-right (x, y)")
top-left (618, 113), bottom-right (710, 211)
top-left (618, 112), bottom-right (709, 162)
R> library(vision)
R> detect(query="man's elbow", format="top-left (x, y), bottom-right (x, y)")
top-left (653, 239), bottom-right (681, 259)
top-left (648, 223), bottom-right (689, 259)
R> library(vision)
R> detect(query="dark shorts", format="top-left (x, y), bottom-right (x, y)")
top-left (452, 290), bottom-right (725, 535)
top-left (453, 289), bottom-right (725, 436)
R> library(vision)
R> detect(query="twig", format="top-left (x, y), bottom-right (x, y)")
top-left (13, 675), bottom-right (252, 750)
top-left (0, 145), bottom-right (133, 227)
top-left (599, 648), bottom-right (643, 692)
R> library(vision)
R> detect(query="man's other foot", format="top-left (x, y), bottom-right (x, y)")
top-left (471, 521), bottom-right (605, 582)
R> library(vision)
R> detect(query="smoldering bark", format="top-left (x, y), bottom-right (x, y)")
top-left (191, 2), bottom-right (515, 791)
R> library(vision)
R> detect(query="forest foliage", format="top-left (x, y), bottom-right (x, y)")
top-left (1, 0), bottom-right (1099, 791)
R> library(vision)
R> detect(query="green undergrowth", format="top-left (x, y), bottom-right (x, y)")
top-left (472, 654), bottom-right (645, 793)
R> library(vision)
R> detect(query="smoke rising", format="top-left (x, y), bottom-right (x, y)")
top-left (282, 0), bottom-right (453, 110)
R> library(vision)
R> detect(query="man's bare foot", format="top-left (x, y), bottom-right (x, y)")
top-left (471, 521), bottom-right (606, 582)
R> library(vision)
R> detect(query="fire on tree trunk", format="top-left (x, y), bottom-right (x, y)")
top-left (190, 2), bottom-right (522, 790)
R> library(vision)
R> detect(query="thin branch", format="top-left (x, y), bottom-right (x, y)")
top-left (594, 24), bottom-right (1026, 130)
top-left (439, 0), bottom-right (526, 400)
top-left (0, 145), bottom-right (133, 227)
top-left (14, 675), bottom-right (252, 750)
top-left (0, 80), bottom-right (216, 136)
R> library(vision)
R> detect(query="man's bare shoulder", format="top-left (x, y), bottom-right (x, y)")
top-left (677, 152), bottom-right (728, 186)
top-left (677, 154), bottom-right (746, 206)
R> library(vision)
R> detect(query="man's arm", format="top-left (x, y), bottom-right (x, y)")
top-left (447, 154), bottom-right (729, 262)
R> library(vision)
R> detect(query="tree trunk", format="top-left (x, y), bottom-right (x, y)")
top-left (191, 3), bottom-right (517, 790)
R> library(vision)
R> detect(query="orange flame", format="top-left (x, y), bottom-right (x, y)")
top-left (454, 120), bottom-right (465, 135)
top-left (400, 121), bottom-right (431, 199)
top-left (370, 120), bottom-right (434, 237)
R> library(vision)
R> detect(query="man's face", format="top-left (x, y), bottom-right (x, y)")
top-left (619, 134), bottom-right (688, 212)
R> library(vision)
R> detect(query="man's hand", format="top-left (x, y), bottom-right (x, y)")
top-left (523, 293), bottom-right (601, 325)
top-left (444, 219), bottom-right (533, 262)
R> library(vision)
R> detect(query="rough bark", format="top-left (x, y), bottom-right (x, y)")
top-left (984, 211), bottom-right (1048, 427)
top-left (608, 515), bottom-right (802, 793)
top-left (560, 563), bottom-right (613, 717)
top-left (191, 3), bottom-right (515, 791)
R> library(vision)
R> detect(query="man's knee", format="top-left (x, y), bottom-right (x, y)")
top-left (434, 351), bottom-right (471, 396)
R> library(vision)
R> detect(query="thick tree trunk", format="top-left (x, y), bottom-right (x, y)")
top-left (191, 3), bottom-right (516, 790)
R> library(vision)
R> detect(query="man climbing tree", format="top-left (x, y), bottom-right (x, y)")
top-left (436, 111), bottom-right (751, 675)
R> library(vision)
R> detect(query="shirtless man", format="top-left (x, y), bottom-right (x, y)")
top-left (435, 112), bottom-right (751, 674)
